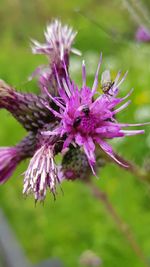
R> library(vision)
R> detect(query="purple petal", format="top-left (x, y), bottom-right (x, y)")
top-left (83, 139), bottom-right (96, 175)
top-left (96, 138), bottom-right (128, 168)
top-left (113, 100), bottom-right (131, 115)
top-left (119, 122), bottom-right (150, 127)
top-left (116, 71), bottom-right (128, 88)
top-left (92, 53), bottom-right (102, 94)
top-left (120, 130), bottom-right (145, 136)
top-left (136, 26), bottom-right (150, 42)
top-left (63, 135), bottom-right (73, 149)
top-left (43, 101), bottom-right (63, 118)
top-left (95, 124), bottom-right (124, 139)
top-left (43, 86), bottom-right (65, 110)
top-left (83, 138), bottom-right (96, 165)
top-left (82, 60), bottom-right (86, 87)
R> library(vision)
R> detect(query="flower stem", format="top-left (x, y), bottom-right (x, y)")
top-left (87, 180), bottom-right (149, 267)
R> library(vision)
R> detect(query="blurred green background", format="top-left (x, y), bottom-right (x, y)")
top-left (0, 0), bottom-right (150, 266)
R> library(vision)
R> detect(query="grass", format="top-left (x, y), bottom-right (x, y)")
top-left (0, 1), bottom-right (150, 266)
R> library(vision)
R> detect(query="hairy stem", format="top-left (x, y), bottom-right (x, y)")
top-left (87, 181), bottom-right (149, 267)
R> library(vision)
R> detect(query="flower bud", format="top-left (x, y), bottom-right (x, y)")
top-left (0, 80), bottom-right (56, 131)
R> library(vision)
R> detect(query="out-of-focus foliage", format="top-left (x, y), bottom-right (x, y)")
top-left (0, 1), bottom-right (150, 267)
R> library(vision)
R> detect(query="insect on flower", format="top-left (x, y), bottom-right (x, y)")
top-left (101, 70), bottom-right (114, 95)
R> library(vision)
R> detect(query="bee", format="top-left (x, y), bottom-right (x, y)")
top-left (101, 70), bottom-right (114, 95)
top-left (82, 106), bottom-right (90, 116)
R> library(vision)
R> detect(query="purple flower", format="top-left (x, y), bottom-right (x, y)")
top-left (31, 19), bottom-right (81, 96)
top-left (43, 55), bottom-right (148, 173)
top-left (23, 144), bottom-right (60, 201)
top-left (31, 19), bottom-right (80, 62)
top-left (135, 26), bottom-right (150, 42)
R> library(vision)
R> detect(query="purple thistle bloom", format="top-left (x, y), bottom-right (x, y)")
top-left (23, 144), bottom-right (60, 201)
top-left (22, 122), bottom-right (64, 201)
top-left (42, 55), bottom-right (148, 173)
top-left (135, 26), bottom-right (150, 42)
top-left (31, 19), bottom-right (80, 62)
top-left (31, 19), bottom-right (81, 96)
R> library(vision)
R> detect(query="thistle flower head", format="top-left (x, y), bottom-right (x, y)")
top-left (31, 19), bottom-right (81, 96)
top-left (136, 26), bottom-right (150, 42)
top-left (43, 55), bottom-right (147, 173)
top-left (23, 144), bottom-right (60, 201)
top-left (31, 19), bottom-right (80, 65)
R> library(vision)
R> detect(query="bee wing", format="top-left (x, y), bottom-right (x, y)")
top-left (101, 70), bottom-right (111, 85)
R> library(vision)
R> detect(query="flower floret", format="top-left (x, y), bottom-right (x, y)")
top-left (23, 144), bottom-right (60, 201)
top-left (31, 19), bottom-right (80, 62)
